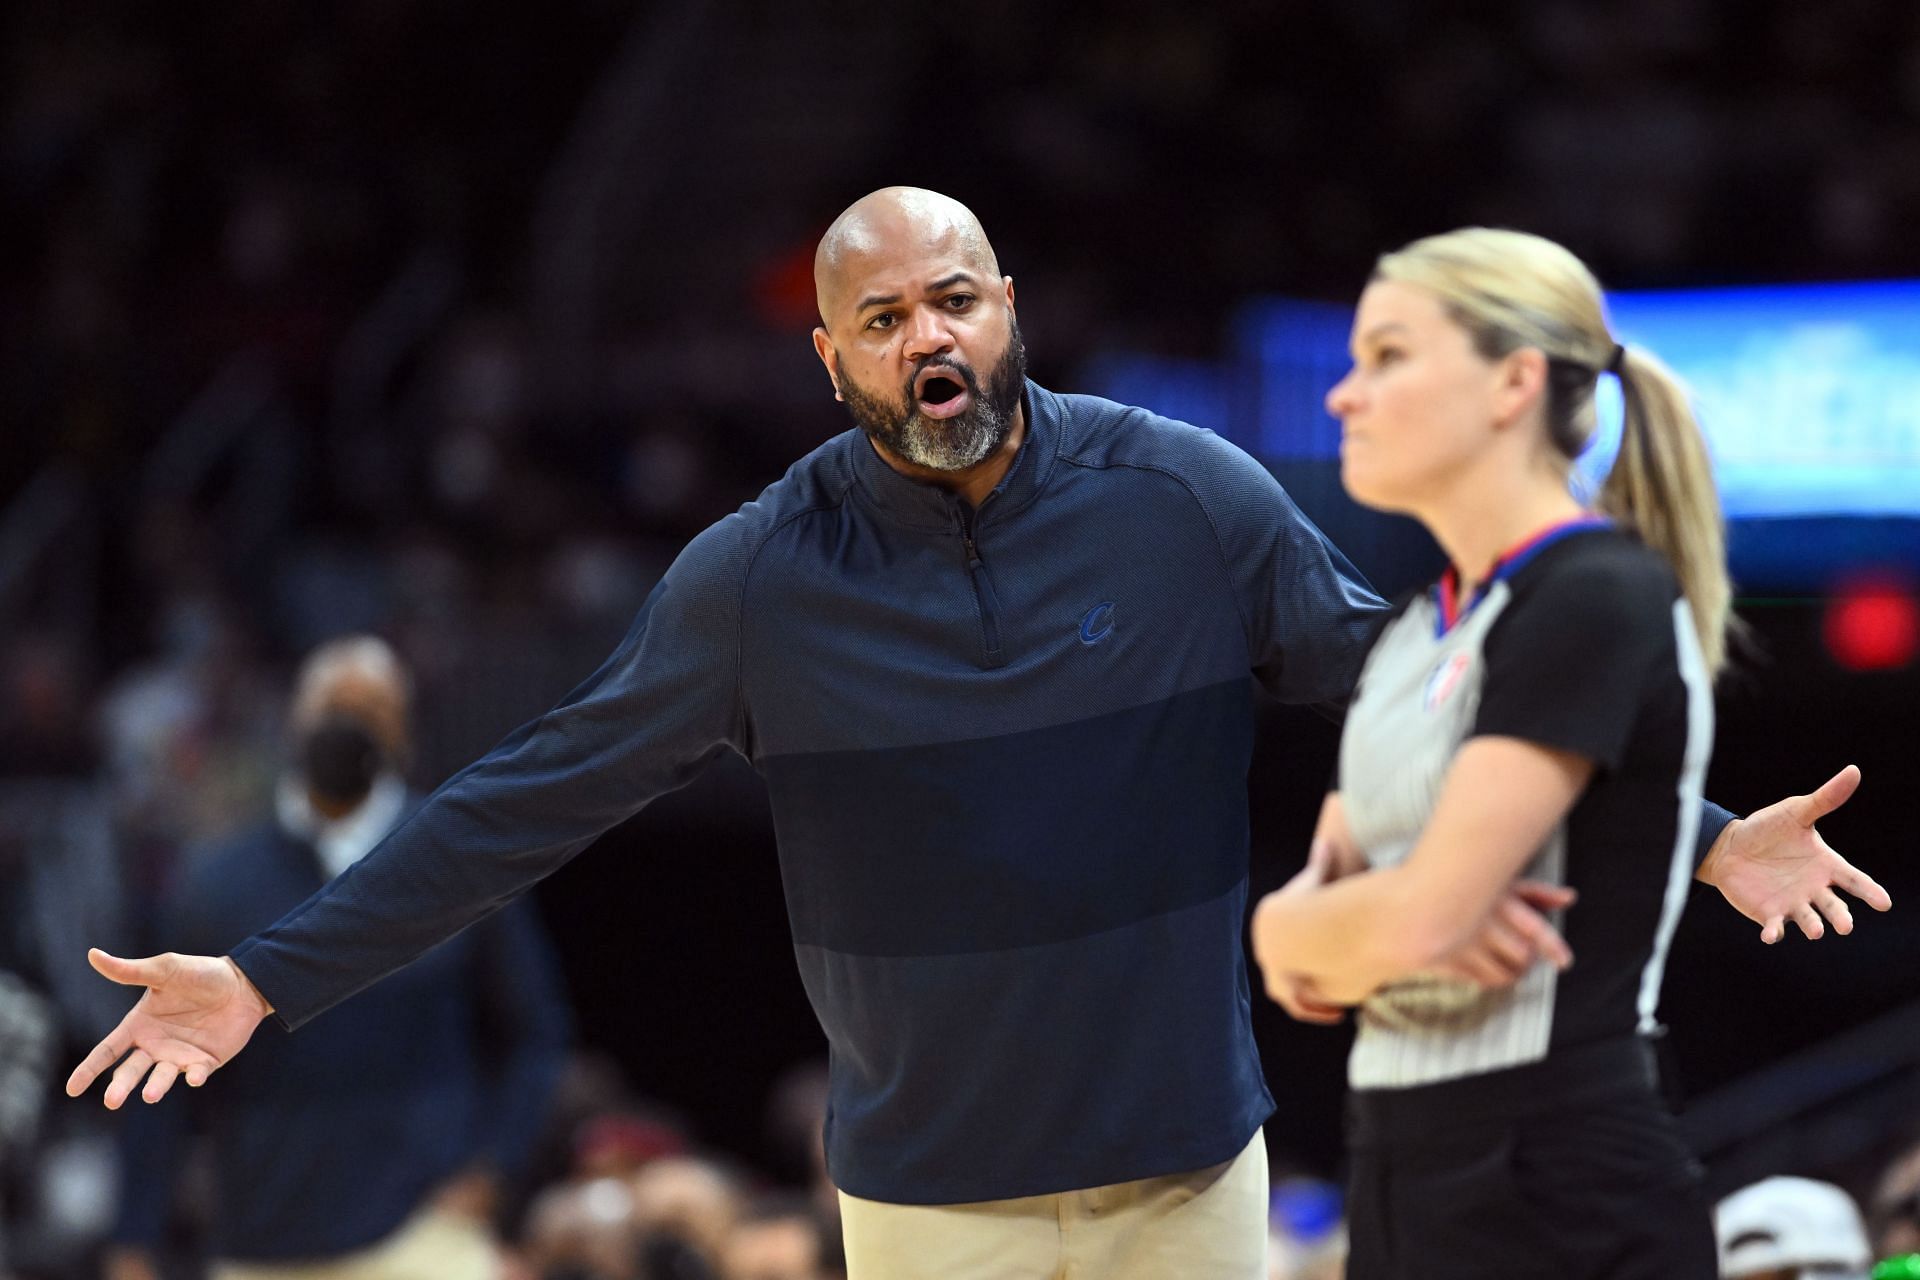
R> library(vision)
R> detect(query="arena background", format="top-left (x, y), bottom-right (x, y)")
top-left (3, 2), bottom-right (1918, 1275)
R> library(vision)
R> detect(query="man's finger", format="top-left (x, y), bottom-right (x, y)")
top-left (1816, 890), bottom-right (1855, 936)
top-left (1835, 861), bottom-right (1893, 912)
top-left (1761, 915), bottom-right (1785, 945)
top-left (87, 949), bottom-right (175, 989)
top-left (1800, 765), bottom-right (1861, 824)
top-left (104, 1049), bottom-right (155, 1111)
top-left (141, 1062), bottom-right (181, 1105)
top-left (1792, 903), bottom-right (1825, 940)
top-left (66, 1020), bottom-right (134, 1098)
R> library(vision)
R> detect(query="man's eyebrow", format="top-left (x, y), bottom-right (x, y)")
top-left (928, 271), bottom-right (978, 293)
top-left (856, 272), bottom-right (982, 314)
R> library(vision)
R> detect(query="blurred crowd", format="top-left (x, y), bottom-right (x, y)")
top-left (99, 1050), bottom-right (857, 1280)
top-left (9, 0), bottom-right (1920, 786)
top-left (6, 1), bottom-right (1920, 1277)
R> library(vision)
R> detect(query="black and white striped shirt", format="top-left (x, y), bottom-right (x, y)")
top-left (1338, 521), bottom-right (1713, 1089)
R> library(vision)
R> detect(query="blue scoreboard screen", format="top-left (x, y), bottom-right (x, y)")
top-left (1085, 280), bottom-right (1920, 587)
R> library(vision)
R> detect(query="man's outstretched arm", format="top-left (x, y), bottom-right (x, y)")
top-left (69, 519), bottom-right (753, 1107)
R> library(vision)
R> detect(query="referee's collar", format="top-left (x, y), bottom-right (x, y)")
top-left (850, 379), bottom-right (1059, 531)
top-left (1434, 515), bottom-right (1613, 637)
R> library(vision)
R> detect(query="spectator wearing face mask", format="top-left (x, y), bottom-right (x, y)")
top-left (105, 635), bottom-right (572, 1280)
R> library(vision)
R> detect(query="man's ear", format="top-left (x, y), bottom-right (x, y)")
top-left (812, 327), bottom-right (845, 402)
top-left (1003, 275), bottom-right (1016, 317)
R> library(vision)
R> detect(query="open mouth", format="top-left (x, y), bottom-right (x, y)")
top-left (922, 375), bottom-right (964, 405)
top-left (914, 366), bottom-right (974, 420)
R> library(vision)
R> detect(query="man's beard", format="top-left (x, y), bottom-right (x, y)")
top-left (838, 316), bottom-right (1028, 472)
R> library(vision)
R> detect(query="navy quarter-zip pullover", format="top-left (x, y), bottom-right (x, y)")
top-left (230, 381), bottom-right (1740, 1202)
top-left (230, 380), bottom-right (1388, 1202)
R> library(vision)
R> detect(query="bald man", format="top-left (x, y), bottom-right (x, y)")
top-left (72, 190), bottom-right (1883, 1279)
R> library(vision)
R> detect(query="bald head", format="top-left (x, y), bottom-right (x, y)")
top-left (814, 187), bottom-right (1001, 327)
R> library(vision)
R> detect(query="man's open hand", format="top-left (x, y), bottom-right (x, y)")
top-left (65, 949), bottom-right (274, 1108)
top-left (1700, 765), bottom-right (1891, 944)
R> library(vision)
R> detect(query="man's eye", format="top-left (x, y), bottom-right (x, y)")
top-left (945, 294), bottom-right (975, 310)
top-left (867, 313), bottom-right (896, 330)
top-left (1373, 347), bottom-right (1403, 366)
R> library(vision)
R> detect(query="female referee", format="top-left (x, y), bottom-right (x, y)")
top-left (1249, 227), bottom-right (1728, 1277)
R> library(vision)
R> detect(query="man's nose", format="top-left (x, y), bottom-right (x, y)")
top-left (901, 305), bottom-right (956, 362)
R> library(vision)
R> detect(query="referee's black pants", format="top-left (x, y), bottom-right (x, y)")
top-left (1343, 1037), bottom-right (1717, 1280)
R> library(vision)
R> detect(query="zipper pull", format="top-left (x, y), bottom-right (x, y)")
top-left (958, 505), bottom-right (983, 568)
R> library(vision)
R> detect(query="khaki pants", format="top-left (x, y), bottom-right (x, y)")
top-left (838, 1130), bottom-right (1269, 1280)
top-left (210, 1209), bottom-right (497, 1280)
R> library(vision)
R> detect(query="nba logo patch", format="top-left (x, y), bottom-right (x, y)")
top-left (1422, 652), bottom-right (1473, 712)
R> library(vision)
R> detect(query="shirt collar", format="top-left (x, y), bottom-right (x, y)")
top-left (1435, 515), bottom-right (1613, 636)
top-left (848, 379), bottom-right (1059, 531)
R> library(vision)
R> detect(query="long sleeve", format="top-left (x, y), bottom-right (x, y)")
top-left (1188, 433), bottom-right (1390, 712)
top-left (1696, 799), bottom-right (1735, 866)
top-left (231, 518), bottom-right (755, 1029)
top-left (465, 900), bottom-right (571, 1181)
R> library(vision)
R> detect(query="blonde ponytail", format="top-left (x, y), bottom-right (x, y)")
top-left (1603, 346), bottom-right (1733, 673)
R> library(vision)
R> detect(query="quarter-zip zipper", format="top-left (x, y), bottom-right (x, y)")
top-left (957, 504), bottom-right (1005, 665)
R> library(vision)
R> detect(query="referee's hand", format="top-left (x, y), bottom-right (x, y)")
top-left (65, 949), bottom-right (274, 1108)
top-left (1269, 971), bottom-right (1351, 1025)
top-left (1428, 881), bottom-right (1577, 989)
top-left (1264, 833), bottom-right (1361, 1024)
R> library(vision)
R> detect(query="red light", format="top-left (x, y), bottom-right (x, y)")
top-left (1823, 577), bottom-right (1920, 672)
top-left (753, 241), bottom-right (822, 330)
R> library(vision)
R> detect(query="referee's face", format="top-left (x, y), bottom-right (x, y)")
top-left (1327, 280), bottom-right (1512, 516)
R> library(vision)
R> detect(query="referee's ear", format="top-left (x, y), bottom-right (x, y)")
top-left (1490, 346), bottom-right (1549, 434)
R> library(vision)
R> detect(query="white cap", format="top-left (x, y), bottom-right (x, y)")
top-left (1715, 1176), bottom-right (1872, 1278)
